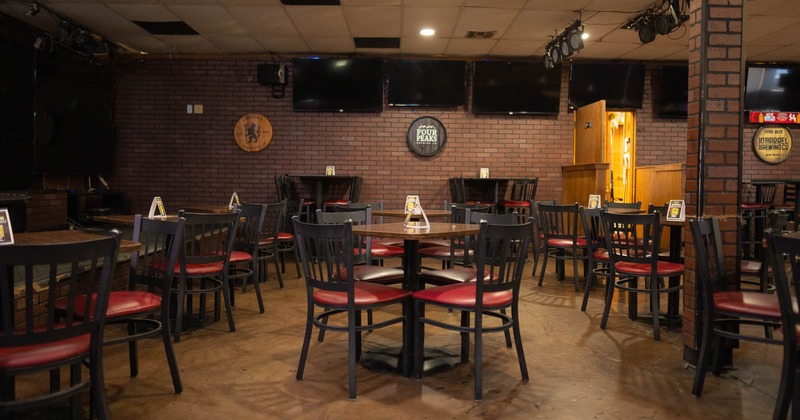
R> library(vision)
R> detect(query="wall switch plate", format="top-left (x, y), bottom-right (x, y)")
top-left (186, 104), bottom-right (193, 114)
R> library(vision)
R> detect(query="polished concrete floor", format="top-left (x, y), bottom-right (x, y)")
top-left (21, 257), bottom-right (786, 419)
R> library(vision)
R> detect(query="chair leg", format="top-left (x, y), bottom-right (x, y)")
top-left (221, 276), bottom-right (236, 332)
top-left (651, 275), bottom-right (661, 342)
top-left (500, 309), bottom-right (512, 347)
top-left (774, 338), bottom-right (796, 419)
top-left (537, 250), bottom-right (549, 287)
top-left (571, 250), bottom-right (580, 291)
top-left (581, 262), bottom-right (596, 312)
top-left (174, 277), bottom-right (187, 342)
top-left (161, 310), bottom-right (184, 394)
top-left (691, 319), bottom-right (714, 397)
top-left (347, 307), bottom-right (357, 401)
top-left (251, 262), bottom-right (265, 314)
top-left (127, 322), bottom-right (139, 377)
top-left (473, 310), bottom-right (483, 402)
top-left (460, 311), bottom-right (470, 363)
top-left (414, 300), bottom-right (425, 379)
top-left (88, 340), bottom-right (110, 420)
top-left (296, 307), bottom-right (314, 380)
top-left (600, 270), bottom-right (616, 330)
top-left (512, 304), bottom-right (529, 381)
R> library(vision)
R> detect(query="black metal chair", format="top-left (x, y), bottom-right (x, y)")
top-left (229, 203), bottom-right (267, 313)
top-left (766, 230), bottom-right (800, 419)
top-left (537, 202), bottom-right (589, 291)
top-left (579, 206), bottom-right (608, 312)
top-left (292, 217), bottom-right (411, 401)
top-left (412, 220), bottom-right (533, 402)
top-left (172, 210), bottom-right (240, 342)
top-left (690, 217), bottom-right (781, 398)
top-left (600, 211), bottom-right (683, 341)
top-left (1, 232), bottom-right (120, 419)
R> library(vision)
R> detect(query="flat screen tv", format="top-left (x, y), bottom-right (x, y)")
top-left (472, 61), bottom-right (561, 115)
top-left (33, 50), bottom-right (115, 175)
top-left (292, 58), bottom-right (383, 112)
top-left (0, 31), bottom-right (35, 189)
top-left (388, 59), bottom-right (466, 107)
top-left (656, 65), bottom-right (688, 118)
top-left (568, 62), bottom-right (645, 110)
top-left (744, 65), bottom-right (800, 112)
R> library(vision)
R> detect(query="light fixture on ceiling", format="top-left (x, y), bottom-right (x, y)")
top-left (420, 28), bottom-right (435, 37)
top-left (543, 19), bottom-right (584, 68)
top-left (26, 3), bottom-right (40, 17)
top-left (623, 0), bottom-right (687, 44)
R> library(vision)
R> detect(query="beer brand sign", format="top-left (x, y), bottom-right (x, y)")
top-left (749, 111), bottom-right (799, 125)
top-left (753, 125), bottom-right (793, 164)
top-left (406, 116), bottom-right (447, 157)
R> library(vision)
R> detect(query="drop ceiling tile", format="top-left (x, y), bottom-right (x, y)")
top-left (487, 39), bottom-right (538, 57)
top-left (401, 7), bottom-right (460, 38)
top-left (399, 37), bottom-right (449, 56)
top-left (169, 5), bottom-right (243, 35)
top-left (255, 36), bottom-right (311, 53)
top-left (304, 37), bottom-right (355, 53)
top-left (445, 38), bottom-right (497, 56)
top-left (286, 6), bottom-right (350, 38)
top-left (228, 6), bottom-right (299, 37)
top-left (343, 6), bottom-right (401, 37)
top-left (452, 7), bottom-right (519, 38)
top-left (506, 10), bottom-right (583, 39)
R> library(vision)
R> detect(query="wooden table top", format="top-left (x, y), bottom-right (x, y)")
top-left (94, 214), bottom-right (180, 226)
top-left (352, 222), bottom-right (479, 240)
top-left (182, 205), bottom-right (235, 214)
top-left (14, 230), bottom-right (140, 253)
top-left (372, 209), bottom-right (451, 219)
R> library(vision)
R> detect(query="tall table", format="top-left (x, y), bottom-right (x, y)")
top-left (288, 174), bottom-right (355, 212)
top-left (351, 221), bottom-right (480, 376)
top-left (462, 177), bottom-right (527, 205)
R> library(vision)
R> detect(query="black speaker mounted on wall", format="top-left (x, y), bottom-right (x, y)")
top-left (257, 63), bottom-right (285, 85)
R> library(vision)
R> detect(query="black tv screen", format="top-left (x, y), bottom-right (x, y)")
top-left (472, 61), bottom-right (561, 115)
top-left (388, 59), bottom-right (465, 107)
top-left (745, 65), bottom-right (800, 112)
top-left (33, 51), bottom-right (115, 175)
top-left (568, 62), bottom-right (645, 110)
top-left (656, 65), bottom-right (688, 118)
top-left (0, 31), bottom-right (35, 189)
top-left (292, 58), bottom-right (383, 112)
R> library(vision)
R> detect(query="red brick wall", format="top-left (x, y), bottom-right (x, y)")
top-left (109, 59), bottom-right (696, 213)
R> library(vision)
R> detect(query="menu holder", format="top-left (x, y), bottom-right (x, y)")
top-left (403, 195), bottom-right (429, 229)
top-left (325, 165), bottom-right (335, 175)
top-left (480, 168), bottom-right (490, 178)
top-left (148, 196), bottom-right (167, 219)
top-left (666, 199), bottom-right (686, 222)
top-left (0, 208), bottom-right (14, 245)
top-left (229, 192), bottom-right (240, 210)
top-left (588, 194), bottom-right (602, 209)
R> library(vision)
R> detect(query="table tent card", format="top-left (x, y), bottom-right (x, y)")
top-left (480, 168), bottom-right (490, 178)
top-left (229, 192), bottom-right (241, 210)
top-left (148, 196), bottom-right (167, 219)
top-left (0, 208), bottom-right (14, 245)
top-left (404, 195), bottom-right (429, 229)
top-left (666, 199), bottom-right (686, 222)
top-left (325, 166), bottom-right (335, 175)
top-left (588, 194), bottom-right (602, 209)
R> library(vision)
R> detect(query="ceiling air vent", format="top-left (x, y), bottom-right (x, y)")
top-left (465, 30), bottom-right (497, 39)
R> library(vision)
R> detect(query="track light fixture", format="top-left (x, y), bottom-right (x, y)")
top-left (26, 3), bottom-right (40, 17)
top-left (623, 0), bottom-right (688, 44)
top-left (542, 19), bottom-right (584, 68)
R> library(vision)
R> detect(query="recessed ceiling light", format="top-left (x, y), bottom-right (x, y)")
top-left (420, 28), bottom-right (435, 36)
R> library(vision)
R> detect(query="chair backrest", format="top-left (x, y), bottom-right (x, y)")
top-left (767, 231), bottom-right (800, 350)
top-left (762, 184), bottom-right (777, 204)
top-left (604, 201), bottom-right (643, 211)
top-left (783, 183), bottom-right (797, 206)
top-left (689, 218), bottom-right (727, 303)
top-left (468, 210), bottom-right (518, 225)
top-left (579, 206), bottom-right (605, 254)
top-left (177, 210), bottom-right (241, 274)
top-left (316, 207), bottom-right (374, 266)
top-left (472, 220), bottom-right (533, 300)
top-left (767, 209), bottom-right (789, 232)
top-left (130, 215), bottom-right (185, 300)
top-left (275, 175), bottom-right (290, 201)
top-left (0, 231), bottom-right (120, 350)
top-left (453, 177), bottom-right (467, 203)
top-left (538, 203), bottom-right (582, 242)
top-left (508, 178), bottom-right (538, 202)
top-left (601, 211), bottom-right (659, 266)
top-left (234, 203), bottom-right (267, 255)
top-left (450, 203), bottom-right (490, 224)
top-left (261, 201), bottom-right (287, 240)
top-left (292, 216), bottom-right (355, 296)
top-left (348, 176), bottom-right (363, 203)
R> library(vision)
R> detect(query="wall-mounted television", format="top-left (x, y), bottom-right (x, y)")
top-left (744, 65), bottom-right (800, 112)
top-left (472, 61), bottom-right (561, 115)
top-left (33, 50), bottom-right (115, 175)
top-left (388, 59), bottom-right (466, 107)
top-left (568, 62), bottom-right (645, 110)
top-left (0, 30), bottom-right (35, 189)
top-left (292, 58), bottom-right (383, 112)
top-left (656, 64), bottom-right (688, 118)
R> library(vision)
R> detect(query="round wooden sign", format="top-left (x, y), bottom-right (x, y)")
top-left (234, 113), bottom-right (272, 152)
top-left (753, 125), bottom-right (792, 164)
top-left (406, 116), bottom-right (447, 157)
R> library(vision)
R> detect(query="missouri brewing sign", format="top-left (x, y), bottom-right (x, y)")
top-left (753, 125), bottom-right (793, 164)
top-left (407, 116), bottom-right (446, 157)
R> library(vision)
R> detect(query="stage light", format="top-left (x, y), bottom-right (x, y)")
top-left (638, 21), bottom-right (656, 43)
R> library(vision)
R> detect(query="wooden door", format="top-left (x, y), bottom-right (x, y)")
top-left (573, 100), bottom-right (606, 165)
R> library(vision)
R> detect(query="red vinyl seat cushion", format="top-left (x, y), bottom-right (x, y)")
top-left (412, 283), bottom-right (512, 309)
top-left (714, 291), bottom-right (781, 319)
top-left (228, 250), bottom-right (253, 263)
top-left (54, 291), bottom-right (162, 319)
top-left (547, 238), bottom-right (588, 248)
top-left (313, 282), bottom-right (411, 307)
top-left (0, 334), bottom-right (90, 370)
top-left (615, 261), bottom-right (684, 276)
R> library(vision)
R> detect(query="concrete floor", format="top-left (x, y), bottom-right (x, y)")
top-left (19, 258), bottom-right (785, 419)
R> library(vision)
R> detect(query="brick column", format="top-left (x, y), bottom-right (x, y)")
top-left (683, 0), bottom-right (745, 364)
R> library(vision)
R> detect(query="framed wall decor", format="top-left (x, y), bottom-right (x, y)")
top-left (752, 124), bottom-right (793, 164)
top-left (234, 113), bottom-right (273, 152)
top-left (406, 116), bottom-right (447, 157)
